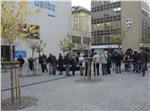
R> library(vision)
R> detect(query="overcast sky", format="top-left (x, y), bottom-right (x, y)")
top-left (71, 0), bottom-right (91, 10)
top-left (71, 0), bottom-right (150, 11)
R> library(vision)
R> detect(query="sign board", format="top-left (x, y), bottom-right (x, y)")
top-left (34, 1), bottom-right (55, 17)
top-left (126, 18), bottom-right (133, 28)
top-left (14, 51), bottom-right (26, 58)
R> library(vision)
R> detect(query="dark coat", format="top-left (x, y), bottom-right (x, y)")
top-left (64, 54), bottom-right (70, 64)
top-left (114, 54), bottom-right (123, 66)
top-left (139, 51), bottom-right (148, 64)
top-left (17, 57), bottom-right (25, 67)
top-left (47, 56), bottom-right (53, 64)
top-left (51, 56), bottom-right (57, 65)
top-left (58, 55), bottom-right (64, 70)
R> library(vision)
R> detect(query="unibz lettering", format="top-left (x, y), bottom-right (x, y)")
top-left (34, 1), bottom-right (55, 17)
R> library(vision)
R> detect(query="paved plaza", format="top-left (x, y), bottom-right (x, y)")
top-left (1, 64), bottom-right (150, 111)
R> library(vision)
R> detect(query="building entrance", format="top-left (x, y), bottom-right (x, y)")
top-left (1, 45), bottom-right (15, 61)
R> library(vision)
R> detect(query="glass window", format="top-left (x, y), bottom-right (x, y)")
top-left (72, 36), bottom-right (81, 44)
top-left (83, 37), bottom-right (90, 45)
top-left (20, 24), bottom-right (40, 39)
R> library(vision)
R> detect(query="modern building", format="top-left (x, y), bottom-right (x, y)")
top-left (71, 6), bottom-right (91, 52)
top-left (1, 1), bottom-right (72, 60)
top-left (91, 0), bottom-right (150, 53)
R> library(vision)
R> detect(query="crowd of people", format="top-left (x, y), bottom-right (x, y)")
top-left (15, 48), bottom-right (149, 77)
top-left (92, 48), bottom-right (149, 77)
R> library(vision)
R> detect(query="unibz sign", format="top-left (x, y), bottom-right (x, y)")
top-left (34, 0), bottom-right (55, 17)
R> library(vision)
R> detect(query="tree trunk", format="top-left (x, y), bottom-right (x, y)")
top-left (10, 44), bottom-right (13, 61)
top-left (10, 44), bottom-right (14, 103)
top-left (32, 49), bottom-right (35, 75)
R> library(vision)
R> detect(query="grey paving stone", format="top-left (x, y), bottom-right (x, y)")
top-left (1, 63), bottom-right (150, 111)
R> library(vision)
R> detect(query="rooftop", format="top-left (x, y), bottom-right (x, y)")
top-left (72, 6), bottom-right (91, 14)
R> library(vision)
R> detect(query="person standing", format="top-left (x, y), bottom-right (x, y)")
top-left (107, 52), bottom-right (112, 74)
top-left (58, 53), bottom-right (64, 75)
top-left (47, 54), bottom-right (53, 75)
top-left (79, 53), bottom-right (85, 76)
top-left (64, 53), bottom-right (71, 76)
top-left (39, 54), bottom-right (42, 72)
top-left (71, 55), bottom-right (77, 76)
top-left (100, 50), bottom-right (108, 75)
top-left (114, 52), bottom-right (123, 74)
top-left (93, 52), bottom-right (100, 76)
top-left (17, 55), bottom-right (25, 76)
top-left (132, 51), bottom-right (139, 73)
top-left (41, 54), bottom-right (48, 73)
top-left (51, 55), bottom-right (57, 75)
top-left (139, 48), bottom-right (148, 76)
top-left (28, 57), bottom-right (34, 71)
top-left (111, 53), bottom-right (116, 70)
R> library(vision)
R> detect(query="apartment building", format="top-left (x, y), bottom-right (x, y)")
top-left (71, 6), bottom-right (91, 52)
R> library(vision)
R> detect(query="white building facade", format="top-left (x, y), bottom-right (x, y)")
top-left (1, 0), bottom-right (72, 60)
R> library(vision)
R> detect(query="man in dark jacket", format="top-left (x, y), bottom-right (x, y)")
top-left (132, 51), bottom-right (139, 73)
top-left (64, 53), bottom-right (71, 76)
top-left (71, 55), bottom-right (77, 76)
top-left (41, 54), bottom-right (48, 73)
top-left (17, 55), bottom-right (25, 76)
top-left (28, 57), bottom-right (34, 71)
top-left (58, 53), bottom-right (64, 75)
top-left (114, 52), bottom-right (123, 74)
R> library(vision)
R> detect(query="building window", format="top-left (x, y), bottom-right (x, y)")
top-left (72, 36), bottom-right (81, 44)
top-left (83, 37), bottom-right (90, 45)
top-left (91, 1), bottom-right (121, 12)
top-left (20, 24), bottom-right (40, 39)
